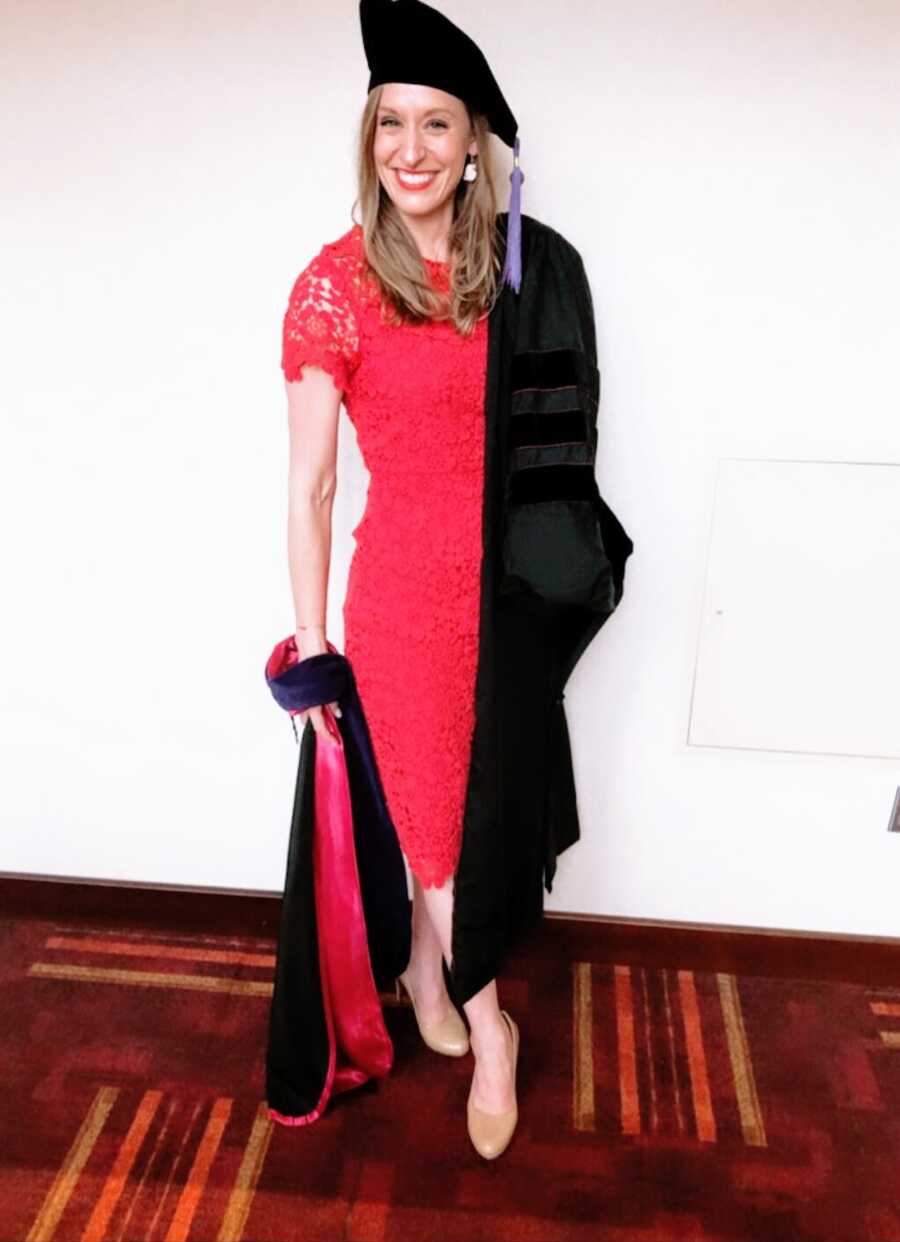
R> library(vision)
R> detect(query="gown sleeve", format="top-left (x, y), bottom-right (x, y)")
top-left (281, 244), bottom-right (361, 396)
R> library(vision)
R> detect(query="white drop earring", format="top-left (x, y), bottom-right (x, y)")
top-left (463, 155), bottom-right (478, 182)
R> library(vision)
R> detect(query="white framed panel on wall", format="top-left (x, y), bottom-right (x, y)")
top-left (689, 458), bottom-right (900, 759)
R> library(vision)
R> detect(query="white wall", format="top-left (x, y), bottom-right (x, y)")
top-left (2, 1), bottom-right (898, 936)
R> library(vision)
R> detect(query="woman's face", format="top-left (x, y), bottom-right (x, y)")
top-left (373, 82), bottom-right (478, 227)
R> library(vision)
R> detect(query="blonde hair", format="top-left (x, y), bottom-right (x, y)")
top-left (351, 84), bottom-right (504, 336)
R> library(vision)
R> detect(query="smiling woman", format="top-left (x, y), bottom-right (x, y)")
top-left (267, 0), bottom-right (633, 1161)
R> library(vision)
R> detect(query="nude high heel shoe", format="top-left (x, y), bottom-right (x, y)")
top-left (467, 1010), bottom-right (519, 1160)
top-left (397, 969), bottom-right (470, 1057)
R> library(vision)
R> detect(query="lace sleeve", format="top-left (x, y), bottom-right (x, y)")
top-left (281, 245), bottom-right (360, 395)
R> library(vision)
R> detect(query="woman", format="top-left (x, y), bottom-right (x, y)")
top-left (277, 0), bottom-right (633, 1161)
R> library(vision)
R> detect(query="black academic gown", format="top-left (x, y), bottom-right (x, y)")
top-left (449, 211), bottom-right (634, 1008)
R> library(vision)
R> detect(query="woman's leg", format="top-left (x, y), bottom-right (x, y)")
top-left (403, 871), bottom-right (450, 1022)
top-left (413, 872), bottom-right (517, 1113)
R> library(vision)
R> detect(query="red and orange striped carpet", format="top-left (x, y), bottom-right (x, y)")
top-left (2, 913), bottom-right (899, 1240)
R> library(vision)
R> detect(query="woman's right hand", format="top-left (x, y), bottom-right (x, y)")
top-left (297, 701), bottom-right (342, 746)
top-left (295, 627), bottom-right (343, 747)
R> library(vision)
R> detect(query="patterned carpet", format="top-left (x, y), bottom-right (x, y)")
top-left (2, 914), bottom-right (899, 1241)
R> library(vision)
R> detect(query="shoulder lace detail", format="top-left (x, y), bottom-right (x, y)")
top-left (281, 237), bottom-right (362, 395)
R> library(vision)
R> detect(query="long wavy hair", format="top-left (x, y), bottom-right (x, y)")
top-left (351, 83), bottom-right (505, 336)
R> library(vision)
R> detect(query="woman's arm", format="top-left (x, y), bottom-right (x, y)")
top-left (285, 365), bottom-right (344, 743)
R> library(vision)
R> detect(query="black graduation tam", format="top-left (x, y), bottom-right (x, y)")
top-left (359, 0), bottom-right (524, 292)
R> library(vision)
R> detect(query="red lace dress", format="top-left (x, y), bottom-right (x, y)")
top-left (281, 223), bottom-right (489, 889)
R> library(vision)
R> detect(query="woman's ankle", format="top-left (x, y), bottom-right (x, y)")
top-left (469, 1013), bottom-right (511, 1056)
top-left (404, 948), bottom-right (448, 993)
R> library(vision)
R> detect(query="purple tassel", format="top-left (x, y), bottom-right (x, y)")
top-left (501, 135), bottom-right (523, 294)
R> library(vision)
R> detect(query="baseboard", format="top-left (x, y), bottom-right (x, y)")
top-left (0, 872), bottom-right (284, 938)
top-left (2, 872), bottom-right (897, 986)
